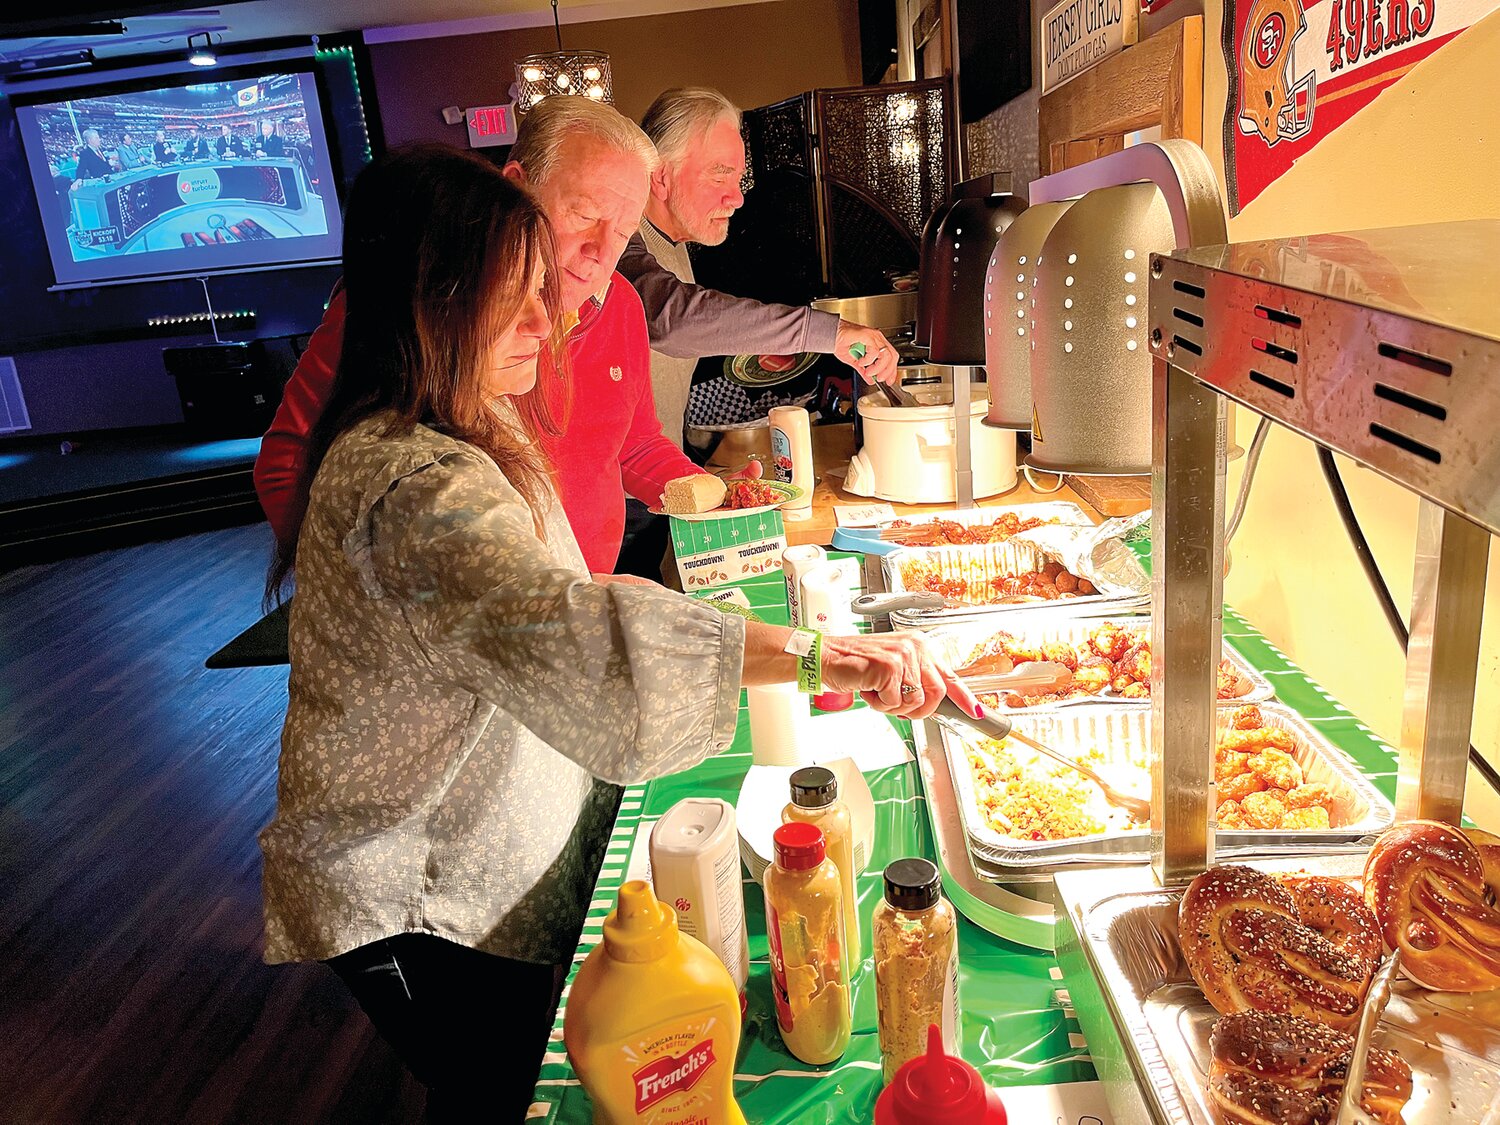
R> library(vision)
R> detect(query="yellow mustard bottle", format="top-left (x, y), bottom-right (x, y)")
top-left (763, 821), bottom-right (852, 1064)
top-left (564, 880), bottom-right (747, 1125)
top-left (783, 766), bottom-right (860, 980)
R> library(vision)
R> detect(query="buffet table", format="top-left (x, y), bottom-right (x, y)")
top-left (702, 422), bottom-right (1142, 547)
top-left (526, 561), bottom-right (1403, 1124)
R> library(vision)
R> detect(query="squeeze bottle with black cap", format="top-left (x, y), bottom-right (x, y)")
top-left (872, 858), bottom-right (959, 1082)
top-left (782, 766), bottom-right (859, 978)
top-left (875, 1025), bottom-right (1007, 1125)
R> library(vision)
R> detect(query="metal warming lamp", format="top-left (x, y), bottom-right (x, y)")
top-left (914, 173), bottom-right (1027, 506)
top-left (1027, 182), bottom-right (1175, 474)
top-left (981, 200), bottom-right (1075, 430)
top-left (1006, 142), bottom-right (1227, 478)
top-left (515, 0), bottom-right (613, 113)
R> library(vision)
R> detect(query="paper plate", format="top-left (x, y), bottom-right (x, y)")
top-left (651, 480), bottom-right (804, 520)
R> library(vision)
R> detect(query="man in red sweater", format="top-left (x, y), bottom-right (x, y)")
top-left (256, 99), bottom-right (735, 575)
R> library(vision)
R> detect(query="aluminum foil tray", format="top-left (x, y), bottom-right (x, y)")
top-left (921, 613), bottom-right (1273, 712)
top-left (1079, 859), bottom-right (1500, 1125)
top-left (939, 702), bottom-right (1393, 875)
top-left (884, 513), bottom-right (1151, 626)
top-left (875, 500), bottom-right (1097, 542)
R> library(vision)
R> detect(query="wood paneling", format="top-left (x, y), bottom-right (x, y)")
top-left (0, 525), bottom-right (426, 1123)
top-left (1038, 15), bottom-right (1204, 174)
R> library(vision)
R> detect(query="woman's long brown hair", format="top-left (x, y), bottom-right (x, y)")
top-left (267, 143), bottom-right (568, 602)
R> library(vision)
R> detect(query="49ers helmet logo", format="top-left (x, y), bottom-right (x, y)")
top-left (1253, 12), bottom-right (1286, 67)
top-left (1238, 0), bottom-right (1316, 147)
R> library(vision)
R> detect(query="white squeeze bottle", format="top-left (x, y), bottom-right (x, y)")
top-left (649, 798), bottom-right (750, 1010)
top-left (768, 405), bottom-right (813, 520)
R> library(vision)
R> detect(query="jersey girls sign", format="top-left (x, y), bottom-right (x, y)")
top-left (1042, 0), bottom-right (1141, 92)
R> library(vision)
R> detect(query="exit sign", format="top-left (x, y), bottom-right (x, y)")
top-left (466, 103), bottom-right (517, 148)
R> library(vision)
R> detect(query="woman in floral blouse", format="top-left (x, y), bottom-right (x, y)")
top-left (258, 145), bottom-right (976, 1121)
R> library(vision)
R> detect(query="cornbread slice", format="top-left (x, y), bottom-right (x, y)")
top-left (661, 473), bottom-right (726, 514)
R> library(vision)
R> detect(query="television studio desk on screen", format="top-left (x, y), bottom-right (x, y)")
top-left (68, 156), bottom-right (327, 255)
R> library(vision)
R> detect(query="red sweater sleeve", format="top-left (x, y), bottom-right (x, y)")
top-left (254, 291), bottom-right (346, 542)
top-left (618, 336), bottom-right (702, 507)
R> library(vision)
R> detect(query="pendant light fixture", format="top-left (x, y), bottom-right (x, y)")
top-left (514, 0), bottom-right (613, 114)
top-left (187, 33), bottom-right (217, 67)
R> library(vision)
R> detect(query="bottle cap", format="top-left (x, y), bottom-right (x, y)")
top-left (881, 1025), bottom-right (1007, 1125)
top-left (772, 821), bottom-right (826, 871)
top-left (601, 880), bottom-right (679, 963)
top-left (812, 690), bottom-right (855, 713)
top-left (883, 857), bottom-right (942, 912)
top-left (789, 766), bottom-right (838, 809)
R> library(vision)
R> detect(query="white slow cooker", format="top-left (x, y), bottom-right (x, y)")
top-left (844, 389), bottom-right (1018, 504)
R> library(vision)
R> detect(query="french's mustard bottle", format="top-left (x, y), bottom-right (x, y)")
top-left (564, 880), bottom-right (746, 1124)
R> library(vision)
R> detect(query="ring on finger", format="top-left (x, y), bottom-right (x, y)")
top-left (900, 683), bottom-right (919, 696)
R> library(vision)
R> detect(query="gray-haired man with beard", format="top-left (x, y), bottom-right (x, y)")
top-left (618, 87), bottom-right (899, 449)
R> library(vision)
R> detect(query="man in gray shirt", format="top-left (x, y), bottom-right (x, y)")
top-left (620, 87), bottom-right (899, 449)
top-left (613, 87), bottom-right (901, 579)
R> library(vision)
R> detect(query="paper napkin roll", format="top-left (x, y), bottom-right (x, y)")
top-left (781, 544), bottom-right (827, 629)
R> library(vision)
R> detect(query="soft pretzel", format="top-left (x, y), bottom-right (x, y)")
top-left (1207, 1010), bottom-right (1412, 1125)
top-left (1180, 866), bottom-right (1379, 1030)
top-left (1363, 820), bottom-right (1500, 993)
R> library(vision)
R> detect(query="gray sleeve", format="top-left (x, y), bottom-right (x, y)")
top-left (363, 450), bottom-right (745, 786)
top-left (619, 233), bottom-right (842, 360)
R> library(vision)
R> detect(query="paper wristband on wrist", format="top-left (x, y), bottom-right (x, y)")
top-left (784, 628), bottom-right (822, 693)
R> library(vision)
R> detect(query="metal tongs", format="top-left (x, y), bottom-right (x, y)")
top-left (1335, 948), bottom-right (1404, 1125)
top-left (849, 341), bottom-right (919, 408)
top-left (850, 591), bottom-right (948, 616)
top-left (932, 698), bottom-right (1151, 822)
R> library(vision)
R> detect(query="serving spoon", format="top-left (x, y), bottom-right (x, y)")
top-left (933, 698), bottom-right (1150, 823)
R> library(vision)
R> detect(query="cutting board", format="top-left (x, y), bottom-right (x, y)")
top-left (1065, 474), bottom-right (1151, 517)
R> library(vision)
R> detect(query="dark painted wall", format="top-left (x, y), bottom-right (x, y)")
top-left (369, 0), bottom-right (862, 146)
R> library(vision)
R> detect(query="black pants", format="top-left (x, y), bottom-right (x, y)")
top-left (327, 934), bottom-right (562, 1124)
top-left (615, 498), bottom-right (671, 581)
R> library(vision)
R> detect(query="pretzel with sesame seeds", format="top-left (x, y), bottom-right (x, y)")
top-left (1180, 866), bottom-right (1380, 1032)
top-left (1207, 1010), bottom-right (1412, 1125)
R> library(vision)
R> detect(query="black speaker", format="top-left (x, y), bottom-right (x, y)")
top-left (957, 0), bottom-right (1033, 123)
top-left (858, 0), bottom-right (900, 85)
top-left (163, 342), bottom-right (282, 439)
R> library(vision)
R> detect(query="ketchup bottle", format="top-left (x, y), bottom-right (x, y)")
top-left (875, 1024), bottom-right (1007, 1125)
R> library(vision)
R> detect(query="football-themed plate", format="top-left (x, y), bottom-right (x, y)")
top-left (650, 479), bottom-right (804, 520)
top-left (724, 352), bottom-right (819, 387)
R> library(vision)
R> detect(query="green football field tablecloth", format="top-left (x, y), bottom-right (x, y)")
top-left (528, 573), bottom-right (1401, 1124)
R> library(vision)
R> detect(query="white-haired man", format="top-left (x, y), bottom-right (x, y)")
top-left (256, 100), bottom-right (740, 578)
top-left (72, 129), bottom-right (112, 185)
top-left (619, 87), bottom-right (900, 450)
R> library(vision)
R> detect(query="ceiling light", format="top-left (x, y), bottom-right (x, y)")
top-left (514, 0), bottom-right (613, 114)
top-left (187, 33), bottom-right (217, 67)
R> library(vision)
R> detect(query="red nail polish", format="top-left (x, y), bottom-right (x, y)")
top-left (974, 703), bottom-right (985, 718)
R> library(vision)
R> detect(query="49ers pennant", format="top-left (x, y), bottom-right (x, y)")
top-left (1224, 0), bottom-right (1498, 213)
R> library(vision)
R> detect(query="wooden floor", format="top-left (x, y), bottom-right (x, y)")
top-left (0, 524), bottom-right (427, 1124)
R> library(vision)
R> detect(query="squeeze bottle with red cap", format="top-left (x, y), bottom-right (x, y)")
top-left (763, 822), bottom-right (851, 1064)
top-left (564, 880), bottom-right (746, 1124)
top-left (876, 1024), bottom-right (1007, 1125)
